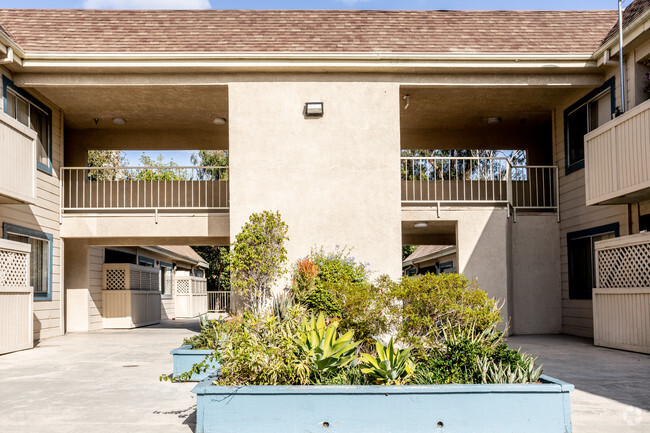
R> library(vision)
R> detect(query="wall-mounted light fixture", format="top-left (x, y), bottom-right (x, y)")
top-left (304, 102), bottom-right (324, 117)
top-left (213, 117), bottom-right (227, 125)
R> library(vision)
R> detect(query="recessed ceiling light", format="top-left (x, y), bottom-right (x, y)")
top-left (112, 117), bottom-right (126, 125)
top-left (486, 117), bottom-right (501, 125)
top-left (213, 117), bottom-right (227, 125)
top-left (414, 222), bottom-right (428, 229)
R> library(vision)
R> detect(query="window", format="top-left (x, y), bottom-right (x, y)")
top-left (564, 77), bottom-right (615, 174)
top-left (193, 268), bottom-right (204, 278)
top-left (138, 256), bottom-right (154, 267)
top-left (439, 261), bottom-right (455, 274)
top-left (567, 223), bottom-right (619, 299)
top-left (160, 262), bottom-right (173, 297)
top-left (3, 223), bottom-right (53, 300)
top-left (2, 76), bottom-right (53, 174)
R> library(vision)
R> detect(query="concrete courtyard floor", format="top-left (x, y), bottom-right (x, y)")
top-left (507, 335), bottom-right (650, 433)
top-left (0, 324), bottom-right (648, 433)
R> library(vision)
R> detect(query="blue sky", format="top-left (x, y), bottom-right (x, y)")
top-left (0, 0), bottom-right (627, 10)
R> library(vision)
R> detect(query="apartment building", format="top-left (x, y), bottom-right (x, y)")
top-left (0, 1), bottom-right (648, 354)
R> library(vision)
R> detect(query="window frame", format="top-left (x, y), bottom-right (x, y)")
top-left (2, 222), bottom-right (53, 301)
top-left (567, 222), bottom-right (619, 300)
top-left (137, 256), bottom-right (155, 267)
top-left (2, 76), bottom-right (53, 175)
top-left (160, 261), bottom-right (174, 299)
top-left (564, 77), bottom-right (616, 175)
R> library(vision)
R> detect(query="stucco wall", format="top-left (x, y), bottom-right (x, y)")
top-left (228, 81), bottom-right (402, 286)
top-left (511, 214), bottom-right (562, 334)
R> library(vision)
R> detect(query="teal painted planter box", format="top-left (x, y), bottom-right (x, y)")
top-left (170, 345), bottom-right (219, 381)
top-left (193, 374), bottom-right (573, 433)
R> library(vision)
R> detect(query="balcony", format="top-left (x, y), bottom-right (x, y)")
top-left (61, 165), bottom-right (229, 214)
top-left (59, 165), bottom-right (230, 243)
top-left (400, 157), bottom-right (559, 219)
top-left (584, 98), bottom-right (650, 206)
top-left (593, 232), bottom-right (650, 354)
top-left (0, 112), bottom-right (37, 204)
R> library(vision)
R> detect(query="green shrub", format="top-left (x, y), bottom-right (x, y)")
top-left (394, 273), bottom-right (501, 350)
top-left (360, 338), bottom-right (415, 385)
top-left (290, 248), bottom-right (392, 351)
top-left (229, 211), bottom-right (289, 314)
top-left (412, 325), bottom-right (541, 385)
top-left (216, 307), bottom-right (312, 386)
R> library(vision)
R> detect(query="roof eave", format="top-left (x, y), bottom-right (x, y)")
top-left (592, 7), bottom-right (650, 65)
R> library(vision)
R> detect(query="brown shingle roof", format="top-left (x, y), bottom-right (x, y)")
top-left (601, 0), bottom-right (650, 46)
top-left (157, 245), bottom-right (207, 267)
top-left (0, 9), bottom-right (619, 55)
top-left (404, 245), bottom-right (454, 263)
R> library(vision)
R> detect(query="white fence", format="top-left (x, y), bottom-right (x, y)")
top-left (0, 239), bottom-right (33, 354)
top-left (593, 233), bottom-right (650, 354)
top-left (175, 276), bottom-right (208, 318)
top-left (208, 291), bottom-right (231, 313)
top-left (400, 157), bottom-right (559, 218)
top-left (61, 166), bottom-right (229, 213)
top-left (0, 112), bottom-right (37, 204)
top-left (102, 263), bottom-right (161, 328)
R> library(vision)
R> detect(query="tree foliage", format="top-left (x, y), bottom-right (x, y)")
top-left (230, 211), bottom-right (289, 314)
top-left (193, 246), bottom-right (230, 292)
top-left (191, 150), bottom-right (229, 180)
top-left (131, 154), bottom-right (188, 180)
top-left (87, 150), bottom-right (128, 180)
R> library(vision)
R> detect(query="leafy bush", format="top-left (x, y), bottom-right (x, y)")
top-left (216, 307), bottom-right (312, 386)
top-left (290, 248), bottom-right (391, 350)
top-left (182, 318), bottom-right (219, 350)
top-left (393, 273), bottom-right (501, 350)
top-left (230, 211), bottom-right (289, 314)
top-left (412, 325), bottom-right (541, 385)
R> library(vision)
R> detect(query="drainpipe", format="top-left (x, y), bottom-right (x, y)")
top-left (618, 0), bottom-right (626, 113)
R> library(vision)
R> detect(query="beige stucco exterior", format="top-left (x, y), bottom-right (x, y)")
top-left (0, 6), bottom-right (649, 346)
top-left (229, 81), bottom-right (403, 282)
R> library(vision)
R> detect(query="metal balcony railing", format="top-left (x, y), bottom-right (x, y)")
top-left (60, 166), bottom-right (229, 215)
top-left (400, 157), bottom-right (559, 219)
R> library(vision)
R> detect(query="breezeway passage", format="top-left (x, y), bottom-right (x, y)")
top-left (0, 321), bottom-right (648, 433)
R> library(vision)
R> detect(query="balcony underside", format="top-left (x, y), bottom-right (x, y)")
top-left (60, 211), bottom-right (230, 246)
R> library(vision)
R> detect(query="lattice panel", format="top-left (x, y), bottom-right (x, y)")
top-left (0, 250), bottom-right (28, 286)
top-left (105, 269), bottom-right (127, 290)
top-left (598, 243), bottom-right (650, 288)
top-left (176, 279), bottom-right (190, 294)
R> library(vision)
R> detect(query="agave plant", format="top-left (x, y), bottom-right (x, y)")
top-left (360, 338), bottom-right (414, 385)
top-left (272, 292), bottom-right (294, 320)
top-left (477, 353), bottom-right (543, 384)
top-left (296, 313), bottom-right (360, 374)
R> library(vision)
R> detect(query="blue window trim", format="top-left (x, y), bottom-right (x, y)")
top-left (567, 222), bottom-right (619, 300)
top-left (2, 75), bottom-right (53, 176)
top-left (564, 76), bottom-right (616, 175)
top-left (138, 256), bottom-right (155, 266)
top-left (160, 261), bottom-right (173, 299)
top-left (2, 222), bottom-right (53, 301)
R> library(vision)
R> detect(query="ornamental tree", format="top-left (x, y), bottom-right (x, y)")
top-left (230, 210), bottom-right (289, 314)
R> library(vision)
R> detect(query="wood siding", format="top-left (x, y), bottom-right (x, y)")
top-left (585, 99), bottom-right (650, 205)
top-left (0, 68), bottom-right (64, 341)
top-left (0, 112), bottom-right (37, 204)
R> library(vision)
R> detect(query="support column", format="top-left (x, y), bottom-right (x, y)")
top-left (64, 239), bottom-right (91, 332)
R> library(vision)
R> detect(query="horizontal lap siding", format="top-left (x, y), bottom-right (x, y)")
top-left (0, 69), bottom-right (64, 341)
top-left (555, 71), bottom-right (629, 338)
top-left (89, 247), bottom-right (104, 331)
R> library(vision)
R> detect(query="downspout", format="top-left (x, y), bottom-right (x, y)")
top-left (618, 0), bottom-right (626, 113)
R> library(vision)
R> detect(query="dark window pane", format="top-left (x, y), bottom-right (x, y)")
top-left (567, 104), bottom-right (589, 166)
top-left (569, 236), bottom-right (593, 299)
